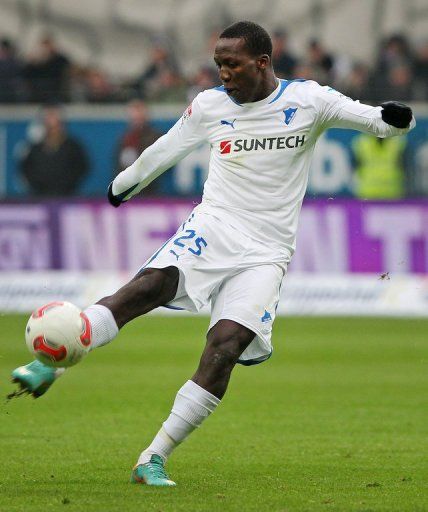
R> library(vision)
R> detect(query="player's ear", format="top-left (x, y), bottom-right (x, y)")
top-left (257, 54), bottom-right (270, 70)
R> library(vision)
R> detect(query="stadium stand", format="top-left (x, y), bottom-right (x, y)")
top-left (0, 1), bottom-right (24, 39)
top-left (20, 21), bottom-right (94, 67)
top-left (97, 27), bottom-right (152, 79)
top-left (0, 0), bottom-right (427, 102)
top-left (115, 0), bottom-right (176, 33)
top-left (166, 0), bottom-right (224, 77)
top-left (45, 0), bottom-right (112, 26)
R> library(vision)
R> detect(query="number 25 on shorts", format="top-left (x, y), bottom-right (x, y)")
top-left (173, 229), bottom-right (207, 256)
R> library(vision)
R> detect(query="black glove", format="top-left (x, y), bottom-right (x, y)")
top-left (107, 182), bottom-right (123, 207)
top-left (380, 101), bottom-right (412, 129)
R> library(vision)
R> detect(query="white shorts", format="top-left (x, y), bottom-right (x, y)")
top-left (139, 207), bottom-right (286, 365)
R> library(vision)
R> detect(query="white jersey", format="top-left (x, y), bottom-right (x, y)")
top-left (113, 79), bottom-right (415, 262)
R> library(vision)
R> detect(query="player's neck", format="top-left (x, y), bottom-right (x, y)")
top-left (252, 74), bottom-right (278, 102)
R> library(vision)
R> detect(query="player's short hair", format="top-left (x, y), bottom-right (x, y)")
top-left (219, 21), bottom-right (272, 58)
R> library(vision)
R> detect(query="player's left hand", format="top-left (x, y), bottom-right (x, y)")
top-left (107, 182), bottom-right (123, 207)
top-left (380, 101), bottom-right (413, 129)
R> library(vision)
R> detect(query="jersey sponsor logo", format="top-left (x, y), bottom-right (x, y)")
top-left (219, 134), bottom-right (306, 154)
top-left (283, 107), bottom-right (298, 125)
top-left (220, 118), bottom-right (236, 129)
top-left (220, 140), bottom-right (232, 154)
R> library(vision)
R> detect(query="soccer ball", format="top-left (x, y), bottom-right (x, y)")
top-left (25, 301), bottom-right (92, 368)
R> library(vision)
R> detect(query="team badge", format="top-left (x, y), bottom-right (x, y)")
top-left (283, 107), bottom-right (298, 125)
top-left (261, 310), bottom-right (272, 323)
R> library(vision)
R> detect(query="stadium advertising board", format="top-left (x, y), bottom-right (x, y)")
top-left (0, 200), bottom-right (426, 274)
top-left (1, 271), bottom-right (427, 317)
top-left (1, 111), bottom-right (428, 198)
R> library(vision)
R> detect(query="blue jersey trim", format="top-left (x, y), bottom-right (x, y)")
top-left (268, 79), bottom-right (289, 104)
top-left (212, 85), bottom-right (243, 106)
top-left (268, 78), bottom-right (307, 104)
top-left (237, 350), bottom-right (273, 366)
top-left (213, 78), bottom-right (306, 106)
top-left (162, 305), bottom-right (185, 311)
top-left (136, 233), bottom-right (175, 275)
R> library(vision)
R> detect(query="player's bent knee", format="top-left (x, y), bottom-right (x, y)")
top-left (133, 266), bottom-right (179, 305)
top-left (207, 320), bottom-right (255, 360)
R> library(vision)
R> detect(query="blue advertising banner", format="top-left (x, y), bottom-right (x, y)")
top-left (1, 109), bottom-right (428, 198)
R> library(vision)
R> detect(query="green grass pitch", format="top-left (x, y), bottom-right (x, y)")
top-left (0, 315), bottom-right (427, 512)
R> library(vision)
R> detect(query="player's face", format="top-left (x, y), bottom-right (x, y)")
top-left (214, 38), bottom-right (270, 103)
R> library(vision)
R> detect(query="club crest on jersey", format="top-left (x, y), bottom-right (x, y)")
top-left (261, 310), bottom-right (272, 323)
top-left (219, 133), bottom-right (306, 155)
top-left (283, 107), bottom-right (298, 125)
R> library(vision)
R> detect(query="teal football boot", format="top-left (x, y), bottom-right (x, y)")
top-left (130, 455), bottom-right (176, 487)
top-left (10, 360), bottom-right (58, 398)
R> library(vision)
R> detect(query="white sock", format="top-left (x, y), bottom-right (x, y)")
top-left (84, 304), bottom-right (119, 350)
top-left (137, 380), bottom-right (220, 465)
top-left (47, 306), bottom-right (118, 376)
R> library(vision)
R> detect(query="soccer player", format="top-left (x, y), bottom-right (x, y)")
top-left (12, 21), bottom-right (415, 486)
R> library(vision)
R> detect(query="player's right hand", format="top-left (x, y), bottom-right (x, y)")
top-left (107, 182), bottom-right (123, 207)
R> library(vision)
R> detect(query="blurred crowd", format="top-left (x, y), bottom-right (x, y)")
top-left (1, 31), bottom-right (428, 104)
top-left (5, 29), bottom-right (425, 201)
top-left (16, 99), bottom-right (414, 201)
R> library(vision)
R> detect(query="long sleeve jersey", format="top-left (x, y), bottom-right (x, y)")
top-left (113, 79), bottom-right (415, 262)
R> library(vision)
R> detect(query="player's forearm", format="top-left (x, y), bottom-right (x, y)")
top-left (364, 105), bottom-right (415, 138)
top-left (111, 100), bottom-right (205, 203)
top-left (112, 132), bottom-right (182, 199)
top-left (112, 152), bottom-right (162, 199)
top-left (327, 101), bottom-right (415, 138)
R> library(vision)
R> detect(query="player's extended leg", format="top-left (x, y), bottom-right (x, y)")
top-left (132, 319), bottom-right (255, 486)
top-left (11, 267), bottom-right (179, 398)
top-left (96, 266), bottom-right (179, 328)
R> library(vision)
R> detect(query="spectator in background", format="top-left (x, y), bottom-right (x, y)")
top-left (187, 65), bottom-right (218, 102)
top-left (371, 34), bottom-right (414, 102)
top-left (292, 61), bottom-right (314, 81)
top-left (84, 67), bottom-right (119, 103)
top-left (340, 62), bottom-right (372, 103)
top-left (383, 63), bottom-right (414, 101)
top-left (0, 38), bottom-right (24, 103)
top-left (377, 34), bottom-right (413, 72)
top-left (115, 99), bottom-right (161, 174)
top-left (306, 39), bottom-right (335, 84)
top-left (414, 40), bottom-right (428, 101)
top-left (351, 134), bottom-right (408, 199)
top-left (133, 43), bottom-right (181, 100)
top-left (23, 35), bottom-right (70, 103)
top-left (20, 104), bottom-right (89, 197)
top-left (271, 30), bottom-right (298, 78)
top-left (147, 68), bottom-right (187, 103)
